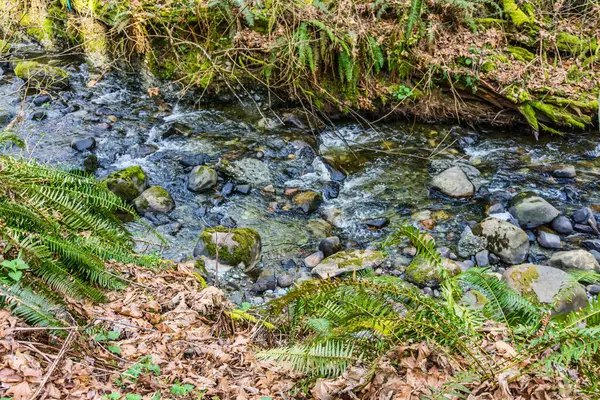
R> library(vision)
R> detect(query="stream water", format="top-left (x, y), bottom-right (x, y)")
top-left (2, 54), bottom-right (600, 303)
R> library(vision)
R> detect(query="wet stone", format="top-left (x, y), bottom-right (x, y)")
top-left (304, 251), bottom-right (324, 268)
top-left (319, 236), bottom-right (341, 258)
top-left (63, 104), bottom-right (79, 114)
top-left (488, 203), bottom-right (505, 214)
top-left (277, 274), bottom-right (294, 288)
top-left (431, 166), bottom-right (474, 198)
top-left (476, 250), bottom-right (489, 267)
top-left (221, 182), bottom-right (234, 196)
top-left (220, 216), bottom-right (237, 228)
top-left (71, 137), bottom-right (96, 152)
top-left (582, 240), bottom-right (600, 252)
top-left (589, 250), bottom-right (600, 265)
top-left (31, 111), bottom-right (47, 121)
top-left (572, 207), bottom-right (593, 224)
top-left (508, 193), bottom-right (560, 229)
top-left (574, 224), bottom-right (595, 234)
top-left (551, 216), bottom-right (573, 234)
top-left (364, 217), bottom-right (389, 229)
top-left (588, 284), bottom-right (600, 296)
top-left (537, 231), bottom-right (562, 249)
top-left (179, 153), bottom-right (210, 167)
top-left (95, 106), bottom-right (113, 116)
top-left (33, 94), bottom-right (51, 106)
top-left (235, 184), bottom-right (251, 195)
top-left (322, 182), bottom-right (340, 200)
top-left (162, 122), bottom-right (192, 139)
top-left (552, 165), bottom-right (576, 178)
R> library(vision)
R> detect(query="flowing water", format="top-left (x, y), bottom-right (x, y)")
top-left (2, 54), bottom-right (600, 302)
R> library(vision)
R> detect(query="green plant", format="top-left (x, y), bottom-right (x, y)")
top-left (0, 258), bottom-right (29, 283)
top-left (114, 355), bottom-right (161, 388)
top-left (0, 156), bottom-right (151, 326)
top-left (170, 383), bottom-right (194, 396)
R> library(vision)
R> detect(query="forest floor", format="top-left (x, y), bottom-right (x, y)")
top-left (0, 263), bottom-right (588, 399)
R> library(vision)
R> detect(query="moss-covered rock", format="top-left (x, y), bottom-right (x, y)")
top-left (103, 166), bottom-right (148, 202)
top-left (187, 166), bottom-right (218, 192)
top-left (508, 192), bottom-right (560, 229)
top-left (311, 249), bottom-right (384, 279)
top-left (133, 186), bottom-right (175, 214)
top-left (404, 256), bottom-right (461, 288)
top-left (503, 264), bottom-right (587, 314)
top-left (472, 217), bottom-right (530, 264)
top-left (13, 61), bottom-right (69, 90)
top-left (292, 191), bottom-right (322, 214)
top-left (194, 226), bottom-right (262, 275)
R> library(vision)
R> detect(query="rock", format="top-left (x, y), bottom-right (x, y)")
top-left (220, 158), bottom-right (272, 186)
top-left (489, 253), bottom-right (500, 264)
top-left (304, 251), bottom-right (324, 268)
top-left (133, 144), bottom-right (159, 158)
top-left (95, 106), bottom-right (113, 116)
top-left (503, 264), bottom-right (587, 314)
top-left (488, 203), bottom-right (505, 214)
top-left (262, 185), bottom-right (275, 194)
top-left (134, 186), bottom-right (175, 214)
top-left (458, 226), bottom-right (488, 258)
top-left (572, 207), bottom-right (593, 224)
top-left (221, 182), bottom-right (234, 196)
top-left (194, 226), bottom-right (262, 276)
top-left (319, 236), bottom-right (342, 257)
top-left (83, 155), bottom-right (98, 174)
top-left (104, 166), bottom-right (148, 202)
top-left (404, 256), bottom-right (461, 288)
top-left (430, 166), bottom-right (474, 198)
top-left (252, 269), bottom-right (277, 293)
top-left (587, 284), bottom-right (600, 296)
top-left (277, 274), bottom-right (294, 288)
top-left (551, 216), bottom-right (573, 234)
top-left (0, 108), bottom-right (13, 125)
top-left (574, 224), bottom-right (596, 234)
top-left (14, 61), bottom-right (69, 90)
top-left (547, 250), bottom-right (600, 272)
top-left (364, 217), bottom-right (389, 229)
top-left (187, 166), bottom-right (218, 192)
top-left (552, 165), bottom-right (576, 178)
top-left (508, 193), bottom-right (560, 229)
top-left (322, 183), bottom-right (340, 200)
top-left (235, 185), bottom-right (251, 195)
top-left (472, 217), bottom-right (530, 264)
top-left (475, 250), bottom-right (489, 267)
top-left (537, 231), bottom-right (562, 249)
top-left (31, 111), bottom-right (47, 121)
top-left (179, 154), bottom-right (210, 167)
top-left (256, 117), bottom-right (281, 131)
top-left (33, 94), bottom-right (51, 106)
top-left (462, 290), bottom-right (488, 310)
top-left (582, 240), bottom-right (600, 252)
top-left (71, 137), bottom-right (96, 152)
top-left (589, 250), bottom-right (600, 264)
top-left (162, 122), bottom-right (191, 138)
top-left (312, 249), bottom-right (384, 279)
top-left (292, 191), bottom-right (322, 214)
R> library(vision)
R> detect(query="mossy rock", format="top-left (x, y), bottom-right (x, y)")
top-left (134, 186), bottom-right (175, 214)
top-left (311, 249), bottom-right (384, 279)
top-left (503, 264), bottom-right (587, 314)
top-left (292, 191), bottom-right (322, 214)
top-left (472, 217), bottom-right (529, 264)
top-left (13, 61), bottom-right (69, 90)
top-left (0, 40), bottom-right (11, 55)
top-left (103, 166), bottom-right (148, 202)
top-left (194, 226), bottom-right (262, 276)
top-left (187, 166), bottom-right (218, 192)
top-left (404, 256), bottom-right (461, 288)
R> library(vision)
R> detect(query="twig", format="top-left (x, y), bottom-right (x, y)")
top-left (32, 328), bottom-right (77, 400)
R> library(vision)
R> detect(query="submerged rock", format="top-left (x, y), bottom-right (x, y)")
top-left (431, 166), bottom-right (474, 198)
top-left (187, 166), bottom-right (218, 192)
top-left (194, 226), bottom-right (262, 276)
top-left (71, 137), bottom-right (96, 152)
top-left (547, 250), bottom-right (600, 272)
top-left (14, 61), bottom-right (69, 90)
top-left (312, 249), bottom-right (384, 279)
top-left (508, 192), bottom-right (560, 229)
top-left (104, 166), bottom-right (148, 202)
top-left (503, 264), bottom-right (587, 314)
top-left (472, 217), bottom-right (529, 264)
top-left (134, 186), bottom-right (175, 214)
top-left (292, 191), bottom-right (322, 214)
top-left (404, 256), bottom-right (461, 288)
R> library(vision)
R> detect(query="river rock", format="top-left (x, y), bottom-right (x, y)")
top-left (319, 236), bottom-right (341, 257)
top-left (179, 153), bottom-right (210, 167)
top-left (552, 165), bottom-right (576, 178)
top-left (475, 250), bottom-right (489, 267)
top-left (472, 217), bottom-right (530, 264)
top-left (312, 249), bottom-right (384, 279)
top-left (404, 256), bottom-right (461, 288)
top-left (364, 217), bottom-right (389, 229)
top-left (431, 166), bottom-right (474, 198)
top-left (14, 61), bottom-right (69, 90)
top-left (572, 207), bottom-right (593, 224)
top-left (292, 191), bottom-right (322, 214)
top-left (537, 231), bottom-right (562, 249)
top-left (458, 226), bottom-right (487, 258)
top-left (551, 216), bottom-right (573, 234)
top-left (277, 273), bottom-right (294, 288)
top-left (503, 264), bottom-right (587, 314)
top-left (252, 269), bottom-right (277, 293)
top-left (162, 122), bottom-right (191, 138)
top-left (187, 166), bottom-right (218, 192)
top-left (33, 94), bottom-right (51, 106)
top-left (134, 186), bottom-right (175, 214)
top-left (547, 250), bottom-right (600, 272)
top-left (220, 158), bottom-right (272, 186)
top-left (104, 166), bottom-right (148, 202)
top-left (71, 137), bottom-right (96, 152)
top-left (304, 251), bottom-right (324, 268)
top-left (194, 226), bottom-right (262, 276)
top-left (508, 193), bottom-right (560, 229)
top-left (582, 239), bottom-right (600, 252)
top-left (588, 284), bottom-right (600, 296)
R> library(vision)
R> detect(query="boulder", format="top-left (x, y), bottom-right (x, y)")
top-left (404, 256), bottom-right (461, 288)
top-left (508, 192), bottom-right (560, 229)
top-left (134, 186), bottom-right (175, 214)
top-left (104, 166), bottom-right (148, 202)
top-left (187, 166), bottom-right (218, 192)
top-left (431, 166), bottom-right (474, 198)
top-left (14, 61), bottom-right (69, 90)
top-left (312, 249), bottom-right (384, 279)
top-left (547, 250), bottom-right (600, 272)
top-left (503, 264), bottom-right (587, 314)
top-left (194, 226), bottom-right (261, 276)
top-left (292, 191), bottom-right (322, 214)
top-left (472, 217), bottom-right (530, 264)
top-left (457, 226), bottom-right (488, 258)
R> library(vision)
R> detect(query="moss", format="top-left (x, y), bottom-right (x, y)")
top-left (556, 32), bottom-right (597, 55)
top-left (14, 61), bottom-right (69, 90)
top-left (0, 39), bottom-right (10, 55)
top-left (530, 101), bottom-right (590, 130)
top-left (505, 85), bottom-right (530, 103)
top-left (103, 166), bottom-right (147, 202)
top-left (507, 264), bottom-right (540, 301)
top-left (199, 226), bottom-right (261, 267)
top-left (480, 60), bottom-right (496, 73)
top-left (519, 103), bottom-right (538, 131)
top-left (405, 256), bottom-right (459, 287)
top-left (502, 0), bottom-right (531, 26)
top-left (507, 46), bottom-right (535, 62)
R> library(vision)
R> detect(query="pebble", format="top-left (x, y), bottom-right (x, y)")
top-left (364, 217), bottom-right (389, 229)
top-left (95, 106), bottom-right (113, 116)
top-left (423, 287), bottom-right (433, 296)
top-left (281, 259), bottom-right (296, 270)
top-left (262, 185), bottom-right (275, 194)
top-left (304, 251), bottom-right (324, 268)
top-left (475, 250), bottom-right (489, 267)
top-left (587, 284), bottom-right (600, 296)
top-left (537, 231), bottom-right (562, 249)
top-left (574, 224), bottom-right (596, 234)
top-left (277, 274), bottom-right (294, 288)
top-left (71, 137), bottom-right (96, 152)
top-left (403, 246), bottom-right (417, 257)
